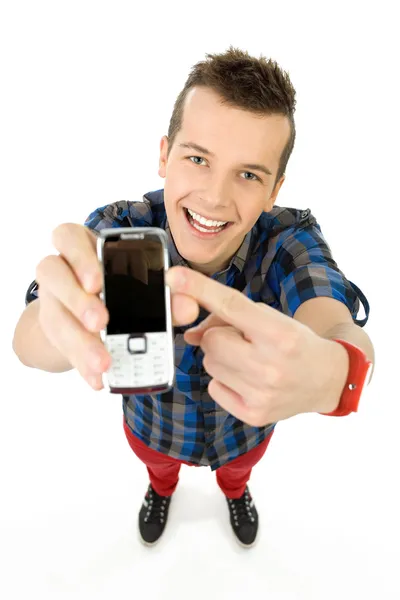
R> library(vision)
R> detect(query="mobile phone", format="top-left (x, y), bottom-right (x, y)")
top-left (97, 227), bottom-right (175, 394)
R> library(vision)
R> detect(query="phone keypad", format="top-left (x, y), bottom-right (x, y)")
top-left (105, 332), bottom-right (169, 389)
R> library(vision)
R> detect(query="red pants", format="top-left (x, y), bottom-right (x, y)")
top-left (123, 417), bottom-right (274, 499)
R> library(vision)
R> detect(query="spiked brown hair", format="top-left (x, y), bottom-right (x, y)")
top-left (167, 46), bottom-right (297, 190)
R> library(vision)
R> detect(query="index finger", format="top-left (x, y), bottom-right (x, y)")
top-left (51, 223), bottom-right (101, 294)
top-left (166, 266), bottom-right (288, 340)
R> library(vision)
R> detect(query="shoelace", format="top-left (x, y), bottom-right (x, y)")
top-left (144, 487), bottom-right (168, 524)
top-left (228, 488), bottom-right (255, 527)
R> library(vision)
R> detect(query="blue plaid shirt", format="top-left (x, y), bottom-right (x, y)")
top-left (26, 189), bottom-right (370, 470)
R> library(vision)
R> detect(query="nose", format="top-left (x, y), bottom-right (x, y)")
top-left (199, 174), bottom-right (231, 210)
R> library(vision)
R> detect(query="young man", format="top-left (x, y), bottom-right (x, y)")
top-left (14, 47), bottom-right (374, 549)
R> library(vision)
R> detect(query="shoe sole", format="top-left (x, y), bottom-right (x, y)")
top-left (234, 534), bottom-right (258, 549)
top-left (137, 514), bottom-right (169, 546)
top-left (230, 517), bottom-right (259, 549)
top-left (138, 524), bottom-right (257, 549)
top-left (138, 526), bottom-right (257, 549)
top-left (138, 527), bottom-right (164, 547)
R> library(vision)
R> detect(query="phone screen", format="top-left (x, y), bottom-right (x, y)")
top-left (103, 235), bottom-right (166, 335)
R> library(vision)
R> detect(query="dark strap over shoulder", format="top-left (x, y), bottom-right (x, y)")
top-left (25, 280), bottom-right (39, 306)
top-left (348, 280), bottom-right (370, 327)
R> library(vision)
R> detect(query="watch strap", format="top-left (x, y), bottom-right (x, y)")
top-left (321, 338), bottom-right (372, 417)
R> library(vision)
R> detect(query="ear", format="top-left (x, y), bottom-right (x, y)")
top-left (263, 175), bottom-right (285, 211)
top-left (158, 135), bottom-right (169, 179)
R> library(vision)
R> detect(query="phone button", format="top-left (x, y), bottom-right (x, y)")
top-left (128, 337), bottom-right (146, 353)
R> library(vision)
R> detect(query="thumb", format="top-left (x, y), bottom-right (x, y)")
top-left (183, 313), bottom-right (227, 346)
top-left (184, 301), bottom-right (270, 345)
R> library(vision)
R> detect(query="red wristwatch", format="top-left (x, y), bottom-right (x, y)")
top-left (321, 338), bottom-right (373, 417)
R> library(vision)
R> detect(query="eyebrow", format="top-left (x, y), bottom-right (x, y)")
top-left (178, 142), bottom-right (273, 177)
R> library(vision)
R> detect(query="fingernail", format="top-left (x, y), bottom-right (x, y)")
top-left (166, 268), bottom-right (185, 289)
top-left (84, 308), bottom-right (99, 330)
top-left (83, 274), bottom-right (93, 292)
top-left (83, 272), bottom-right (99, 293)
top-left (88, 375), bottom-right (103, 390)
top-left (90, 351), bottom-right (103, 371)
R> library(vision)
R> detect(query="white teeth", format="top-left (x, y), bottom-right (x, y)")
top-left (187, 208), bottom-right (227, 228)
top-left (192, 221), bottom-right (224, 233)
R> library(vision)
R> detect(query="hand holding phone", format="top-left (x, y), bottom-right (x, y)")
top-left (34, 222), bottom-right (191, 392)
top-left (34, 223), bottom-right (112, 389)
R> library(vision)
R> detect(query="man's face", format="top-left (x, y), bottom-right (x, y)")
top-left (158, 86), bottom-right (290, 275)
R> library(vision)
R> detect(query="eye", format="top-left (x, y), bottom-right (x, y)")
top-left (188, 156), bottom-right (260, 182)
top-left (188, 156), bottom-right (207, 166)
top-left (241, 171), bottom-right (260, 182)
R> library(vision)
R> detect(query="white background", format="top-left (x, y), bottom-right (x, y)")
top-left (1, 1), bottom-right (399, 598)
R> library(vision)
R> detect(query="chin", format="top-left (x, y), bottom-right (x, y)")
top-left (177, 245), bottom-right (215, 266)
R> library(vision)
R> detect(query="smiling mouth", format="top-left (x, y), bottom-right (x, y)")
top-left (184, 208), bottom-right (232, 234)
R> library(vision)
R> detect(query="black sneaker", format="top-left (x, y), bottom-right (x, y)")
top-left (226, 485), bottom-right (258, 548)
top-left (138, 484), bottom-right (172, 546)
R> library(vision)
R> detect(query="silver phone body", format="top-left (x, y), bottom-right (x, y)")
top-left (96, 227), bottom-right (175, 394)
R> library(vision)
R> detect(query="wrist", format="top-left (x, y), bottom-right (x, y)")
top-left (315, 339), bottom-right (350, 414)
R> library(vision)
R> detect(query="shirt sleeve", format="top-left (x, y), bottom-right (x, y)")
top-left (84, 199), bottom-right (153, 235)
top-left (25, 199), bottom-right (153, 306)
top-left (273, 224), bottom-right (370, 327)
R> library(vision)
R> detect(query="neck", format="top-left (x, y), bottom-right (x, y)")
top-left (187, 256), bottom-right (232, 277)
top-left (186, 236), bottom-right (248, 276)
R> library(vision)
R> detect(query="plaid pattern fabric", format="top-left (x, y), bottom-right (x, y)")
top-left (26, 189), bottom-right (370, 470)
